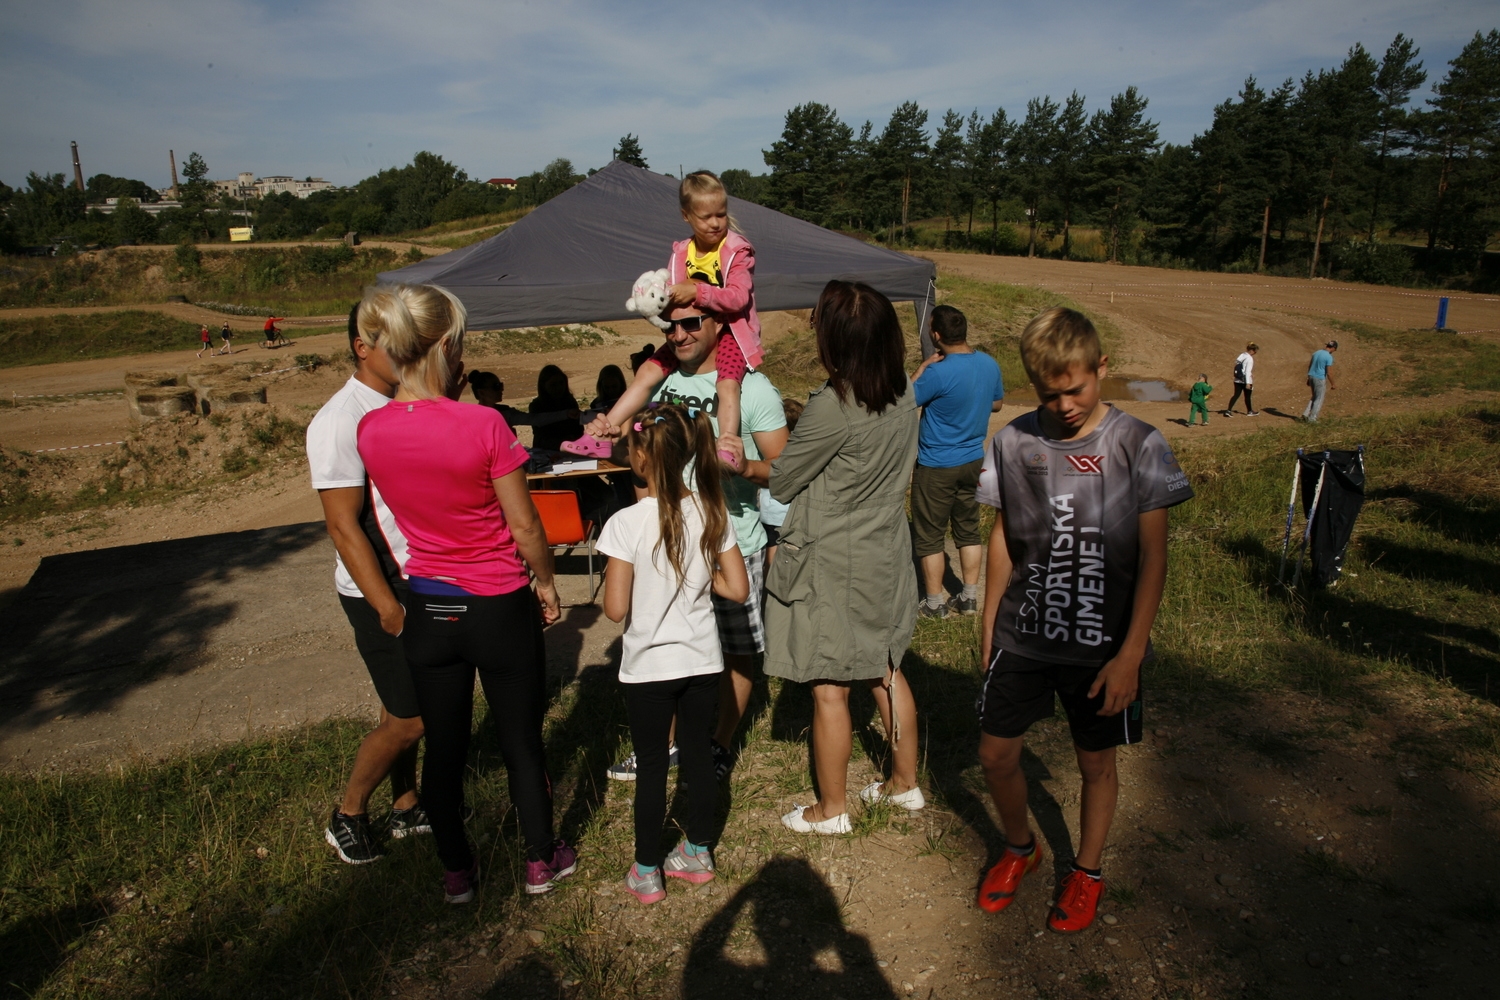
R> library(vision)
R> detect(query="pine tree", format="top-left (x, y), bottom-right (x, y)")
top-left (1366, 35), bottom-right (1426, 238)
top-left (762, 103), bottom-right (855, 227)
top-left (871, 101), bottom-right (930, 243)
top-left (1052, 93), bottom-right (1089, 257)
top-left (1086, 87), bottom-right (1159, 262)
top-left (613, 134), bottom-right (648, 169)
top-left (1292, 46), bottom-right (1380, 277)
top-left (931, 109), bottom-right (967, 232)
top-left (1009, 96), bottom-right (1060, 257)
top-left (967, 109), bottom-right (1012, 250)
top-left (1410, 30), bottom-right (1500, 255)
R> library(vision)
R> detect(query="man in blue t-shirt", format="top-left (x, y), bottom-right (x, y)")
top-left (1303, 339), bottom-right (1338, 423)
top-left (910, 305), bottom-right (1005, 617)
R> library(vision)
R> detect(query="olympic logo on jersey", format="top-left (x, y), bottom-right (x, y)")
top-left (1065, 455), bottom-right (1104, 474)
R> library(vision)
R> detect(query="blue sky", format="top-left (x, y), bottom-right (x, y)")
top-left (1, 0), bottom-right (1493, 191)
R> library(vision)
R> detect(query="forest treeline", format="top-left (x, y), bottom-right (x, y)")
top-left (2, 29), bottom-right (1495, 289)
top-left (753, 30), bottom-right (1499, 286)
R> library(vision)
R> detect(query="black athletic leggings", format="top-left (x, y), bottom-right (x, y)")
top-left (401, 585), bottom-right (553, 871)
top-left (1226, 382), bottom-right (1253, 413)
top-left (622, 673), bottom-right (719, 866)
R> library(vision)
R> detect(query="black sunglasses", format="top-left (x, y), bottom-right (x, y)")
top-left (667, 315), bottom-right (705, 333)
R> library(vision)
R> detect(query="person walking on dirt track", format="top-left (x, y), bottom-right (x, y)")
top-left (1224, 342), bottom-right (1258, 416)
top-left (1303, 340), bottom-right (1337, 423)
top-left (1187, 373), bottom-right (1213, 426)
top-left (196, 325), bottom-right (211, 358)
top-left (908, 304), bottom-right (1004, 619)
top-left (218, 322), bottom-right (233, 355)
top-left (974, 306), bottom-right (1194, 934)
top-left (356, 282), bottom-right (575, 903)
top-left (307, 305), bottom-right (427, 866)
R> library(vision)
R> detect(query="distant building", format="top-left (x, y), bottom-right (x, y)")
top-left (213, 172), bottom-right (258, 200)
top-left (486, 178), bottom-right (517, 189)
top-left (257, 176), bottom-right (334, 198)
top-left (89, 197), bottom-right (185, 217)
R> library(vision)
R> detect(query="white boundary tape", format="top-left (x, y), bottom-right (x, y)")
top-left (9, 390), bottom-right (124, 400)
top-left (33, 440), bottom-right (125, 454)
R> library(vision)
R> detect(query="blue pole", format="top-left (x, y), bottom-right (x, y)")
top-left (1436, 297), bottom-right (1449, 330)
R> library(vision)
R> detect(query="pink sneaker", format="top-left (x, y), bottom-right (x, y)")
top-left (561, 435), bottom-right (612, 459)
top-left (717, 449), bottom-right (741, 472)
top-left (524, 840), bottom-right (577, 895)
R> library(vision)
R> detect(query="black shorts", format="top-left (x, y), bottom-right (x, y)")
top-left (339, 589), bottom-right (421, 719)
top-left (976, 649), bottom-right (1142, 751)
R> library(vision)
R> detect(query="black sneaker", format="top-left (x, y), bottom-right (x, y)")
top-left (917, 601), bottom-right (950, 620)
top-left (388, 803), bottom-right (433, 840)
top-left (325, 809), bottom-right (382, 864)
top-left (710, 739), bottom-right (733, 781)
top-left (947, 595), bottom-right (979, 616)
top-left (607, 745), bottom-right (678, 781)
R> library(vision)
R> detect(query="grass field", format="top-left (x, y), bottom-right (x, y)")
top-left (1338, 319), bottom-right (1500, 396)
top-left (0, 312), bottom-right (203, 368)
top-left (0, 247), bottom-right (405, 316)
top-left (3, 406), bottom-right (1496, 997)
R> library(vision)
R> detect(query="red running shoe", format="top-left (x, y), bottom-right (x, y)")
top-left (1048, 869), bottom-right (1105, 933)
top-left (977, 841), bottom-right (1043, 913)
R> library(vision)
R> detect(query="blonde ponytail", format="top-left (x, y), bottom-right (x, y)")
top-left (356, 283), bottom-right (467, 398)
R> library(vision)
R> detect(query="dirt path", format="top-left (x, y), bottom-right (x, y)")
top-left (0, 302), bottom-right (350, 333)
top-left (924, 252), bottom-right (1500, 422)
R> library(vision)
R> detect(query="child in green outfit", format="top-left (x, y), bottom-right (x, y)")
top-left (1188, 374), bottom-right (1212, 426)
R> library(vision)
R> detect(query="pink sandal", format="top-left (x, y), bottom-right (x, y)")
top-left (561, 435), bottom-right (612, 459)
top-left (717, 449), bottom-right (741, 472)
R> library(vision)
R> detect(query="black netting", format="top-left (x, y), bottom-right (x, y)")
top-left (1297, 449), bottom-right (1365, 588)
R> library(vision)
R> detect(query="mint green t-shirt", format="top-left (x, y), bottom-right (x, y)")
top-left (651, 369), bottom-right (786, 556)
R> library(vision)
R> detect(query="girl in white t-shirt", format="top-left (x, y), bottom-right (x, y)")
top-left (598, 404), bottom-right (748, 904)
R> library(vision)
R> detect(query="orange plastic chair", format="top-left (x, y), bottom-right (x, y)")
top-left (529, 490), bottom-right (600, 604)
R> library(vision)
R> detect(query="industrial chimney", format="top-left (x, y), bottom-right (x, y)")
top-left (70, 141), bottom-right (84, 192)
top-left (169, 150), bottom-right (180, 200)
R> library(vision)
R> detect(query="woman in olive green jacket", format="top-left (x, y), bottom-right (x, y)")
top-left (764, 281), bottom-right (923, 835)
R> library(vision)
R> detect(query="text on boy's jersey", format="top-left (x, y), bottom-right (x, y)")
top-left (976, 405), bottom-right (1193, 666)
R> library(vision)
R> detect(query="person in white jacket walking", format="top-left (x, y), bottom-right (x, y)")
top-left (1224, 343), bottom-right (1258, 416)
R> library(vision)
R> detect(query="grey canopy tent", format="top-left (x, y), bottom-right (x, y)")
top-left (378, 159), bottom-right (938, 351)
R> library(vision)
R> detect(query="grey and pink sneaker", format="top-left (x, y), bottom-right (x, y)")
top-left (524, 840), bottom-right (578, 895)
top-left (625, 863), bottom-right (666, 904)
top-left (662, 841), bottom-right (715, 884)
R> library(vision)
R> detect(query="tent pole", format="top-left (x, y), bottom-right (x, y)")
top-left (1290, 453), bottom-right (1328, 589)
top-left (1276, 449), bottom-right (1303, 585)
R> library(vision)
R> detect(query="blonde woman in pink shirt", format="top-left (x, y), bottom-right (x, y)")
top-left (355, 283), bottom-right (575, 903)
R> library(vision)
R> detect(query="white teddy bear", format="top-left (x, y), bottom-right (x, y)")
top-left (625, 268), bottom-right (672, 331)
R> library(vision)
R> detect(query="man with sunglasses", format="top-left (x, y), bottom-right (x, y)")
top-left (605, 305), bottom-right (789, 783)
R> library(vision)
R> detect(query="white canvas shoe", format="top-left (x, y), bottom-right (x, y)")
top-left (858, 781), bottom-right (926, 811)
top-left (781, 805), bottom-right (851, 835)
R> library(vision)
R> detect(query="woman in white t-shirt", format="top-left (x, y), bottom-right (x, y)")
top-left (598, 404), bottom-right (748, 905)
top-left (1225, 342), bottom-right (1258, 416)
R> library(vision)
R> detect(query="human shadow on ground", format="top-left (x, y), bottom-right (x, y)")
top-left (0, 899), bottom-right (112, 998)
top-left (0, 521), bottom-right (329, 733)
top-left (680, 856), bottom-right (896, 999)
top-left (1366, 484), bottom-right (1500, 547)
top-left (1220, 533), bottom-right (1500, 703)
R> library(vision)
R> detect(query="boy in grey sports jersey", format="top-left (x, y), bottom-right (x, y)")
top-left (973, 307), bottom-right (1193, 935)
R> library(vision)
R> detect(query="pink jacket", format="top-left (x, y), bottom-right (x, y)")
top-left (669, 231), bottom-right (763, 369)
